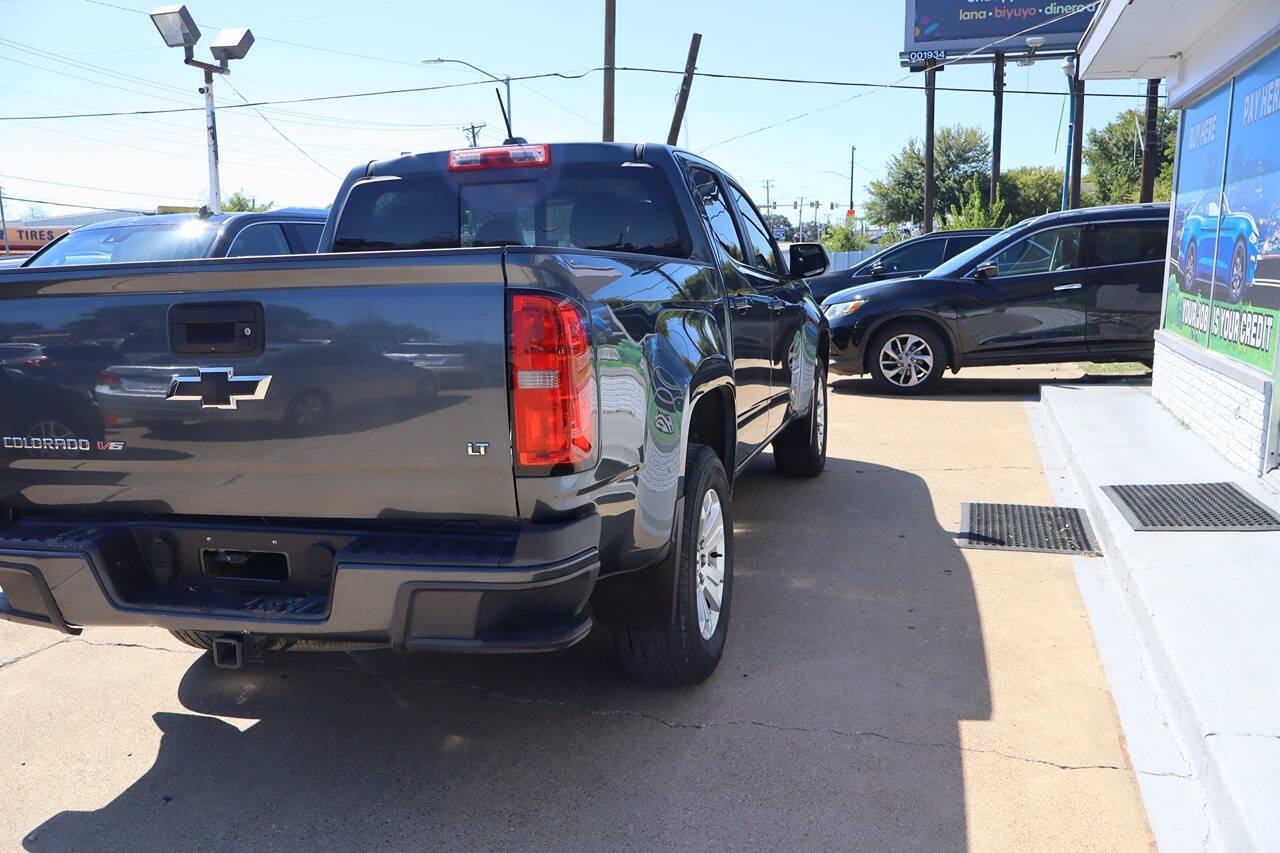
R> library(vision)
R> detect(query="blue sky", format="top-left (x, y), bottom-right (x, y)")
top-left (0, 0), bottom-right (1156, 225)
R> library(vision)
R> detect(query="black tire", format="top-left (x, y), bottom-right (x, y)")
top-left (283, 389), bottom-right (330, 433)
top-left (772, 362), bottom-right (827, 477)
top-left (1228, 239), bottom-right (1249, 304)
top-left (1180, 242), bottom-right (1196, 293)
top-left (617, 444), bottom-right (732, 686)
top-left (169, 630), bottom-right (215, 650)
top-left (867, 322), bottom-right (946, 395)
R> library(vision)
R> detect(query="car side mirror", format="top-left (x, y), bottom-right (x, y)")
top-left (790, 242), bottom-right (829, 279)
top-left (974, 261), bottom-right (998, 280)
top-left (869, 260), bottom-right (885, 277)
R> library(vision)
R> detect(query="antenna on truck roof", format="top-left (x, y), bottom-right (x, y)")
top-left (495, 87), bottom-right (525, 145)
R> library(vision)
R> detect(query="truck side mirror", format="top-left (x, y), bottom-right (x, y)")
top-left (789, 243), bottom-right (829, 279)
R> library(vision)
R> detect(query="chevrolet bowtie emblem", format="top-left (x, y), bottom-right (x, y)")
top-left (166, 367), bottom-right (272, 410)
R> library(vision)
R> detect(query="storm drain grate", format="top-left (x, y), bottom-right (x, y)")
top-left (1101, 482), bottom-right (1280, 532)
top-left (959, 503), bottom-right (1101, 556)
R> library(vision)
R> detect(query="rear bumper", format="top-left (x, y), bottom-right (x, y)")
top-left (0, 514), bottom-right (600, 653)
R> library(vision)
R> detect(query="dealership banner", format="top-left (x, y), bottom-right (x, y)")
top-left (0, 225), bottom-right (68, 254)
top-left (1163, 45), bottom-right (1280, 371)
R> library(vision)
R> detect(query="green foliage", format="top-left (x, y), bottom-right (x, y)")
top-left (222, 190), bottom-right (272, 212)
top-left (821, 223), bottom-right (870, 253)
top-left (876, 226), bottom-right (907, 248)
top-left (997, 166), bottom-right (1064, 222)
top-left (866, 125), bottom-right (991, 228)
top-left (1083, 107), bottom-right (1178, 204)
top-left (943, 175), bottom-right (1007, 230)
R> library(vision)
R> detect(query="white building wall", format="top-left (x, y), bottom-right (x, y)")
top-left (1151, 331), bottom-right (1271, 475)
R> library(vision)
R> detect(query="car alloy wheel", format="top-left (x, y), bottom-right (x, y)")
top-left (878, 333), bottom-right (934, 388)
top-left (1229, 242), bottom-right (1247, 303)
top-left (694, 488), bottom-right (726, 640)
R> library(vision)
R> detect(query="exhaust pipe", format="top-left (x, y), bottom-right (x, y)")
top-left (212, 636), bottom-right (245, 670)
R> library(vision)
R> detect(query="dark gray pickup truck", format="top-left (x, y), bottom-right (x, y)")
top-left (0, 142), bottom-right (830, 684)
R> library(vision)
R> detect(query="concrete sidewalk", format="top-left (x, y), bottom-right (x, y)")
top-left (1043, 384), bottom-right (1280, 851)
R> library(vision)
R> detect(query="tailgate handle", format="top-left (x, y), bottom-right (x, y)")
top-left (168, 301), bottom-right (264, 355)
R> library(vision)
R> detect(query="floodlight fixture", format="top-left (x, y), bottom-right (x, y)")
top-left (210, 27), bottom-right (254, 62)
top-left (150, 5), bottom-right (201, 49)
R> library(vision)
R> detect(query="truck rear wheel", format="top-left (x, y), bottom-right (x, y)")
top-left (617, 444), bottom-right (732, 685)
top-left (772, 363), bottom-right (827, 477)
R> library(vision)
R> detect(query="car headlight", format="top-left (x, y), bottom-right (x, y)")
top-left (824, 299), bottom-right (866, 320)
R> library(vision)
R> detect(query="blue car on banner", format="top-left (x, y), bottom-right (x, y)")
top-left (1178, 192), bottom-right (1260, 304)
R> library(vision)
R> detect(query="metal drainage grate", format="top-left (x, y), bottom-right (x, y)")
top-left (959, 503), bottom-right (1101, 556)
top-left (1101, 482), bottom-right (1280, 532)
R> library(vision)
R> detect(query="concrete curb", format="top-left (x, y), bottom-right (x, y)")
top-left (1042, 385), bottom-right (1249, 851)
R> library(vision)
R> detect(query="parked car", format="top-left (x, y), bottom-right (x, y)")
top-left (12, 208), bottom-right (327, 268)
top-left (807, 228), bottom-right (998, 303)
top-left (823, 204), bottom-right (1170, 393)
top-left (1176, 193), bottom-right (1259, 303)
top-left (0, 142), bottom-right (831, 686)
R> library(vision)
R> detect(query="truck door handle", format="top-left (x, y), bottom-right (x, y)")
top-left (1053, 283), bottom-right (1083, 291)
top-left (168, 301), bottom-right (265, 355)
top-left (768, 298), bottom-right (786, 312)
top-left (729, 295), bottom-right (753, 312)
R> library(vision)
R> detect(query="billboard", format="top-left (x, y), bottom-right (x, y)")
top-left (1163, 44), bottom-right (1280, 372)
top-left (901, 0), bottom-right (1099, 66)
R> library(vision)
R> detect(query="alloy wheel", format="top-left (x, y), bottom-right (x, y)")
top-left (878, 333), bottom-right (934, 388)
top-left (1230, 243), bottom-right (1247, 303)
top-left (694, 489), bottom-right (726, 640)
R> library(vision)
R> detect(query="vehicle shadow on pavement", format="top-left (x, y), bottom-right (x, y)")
top-left (22, 455), bottom-right (989, 851)
top-left (831, 370), bottom-right (1150, 401)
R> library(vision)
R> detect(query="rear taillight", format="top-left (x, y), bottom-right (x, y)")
top-left (96, 370), bottom-right (121, 388)
top-left (510, 293), bottom-right (595, 472)
top-left (19, 357), bottom-right (46, 367)
top-left (449, 144), bottom-right (550, 171)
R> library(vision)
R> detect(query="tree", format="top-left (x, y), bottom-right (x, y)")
top-left (222, 190), bottom-right (272, 212)
top-left (866, 125), bottom-right (991, 227)
top-left (998, 166), bottom-right (1064, 222)
top-left (18, 204), bottom-right (47, 221)
top-left (1083, 107), bottom-right (1178, 204)
top-left (821, 223), bottom-right (870, 253)
top-left (943, 175), bottom-right (1007, 229)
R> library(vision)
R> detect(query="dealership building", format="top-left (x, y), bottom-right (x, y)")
top-left (1080, 0), bottom-right (1280, 479)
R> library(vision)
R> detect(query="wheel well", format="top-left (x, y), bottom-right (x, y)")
top-left (863, 316), bottom-right (954, 373)
top-left (687, 387), bottom-right (733, 473)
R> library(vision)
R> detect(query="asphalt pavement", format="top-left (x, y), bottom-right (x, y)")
top-left (0, 364), bottom-right (1154, 851)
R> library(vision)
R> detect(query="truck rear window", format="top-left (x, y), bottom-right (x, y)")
top-left (331, 164), bottom-right (688, 258)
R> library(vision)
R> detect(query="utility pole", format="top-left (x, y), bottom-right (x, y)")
top-left (0, 187), bottom-right (9, 255)
top-left (991, 53), bottom-right (1005, 207)
top-left (923, 60), bottom-right (937, 233)
top-left (849, 145), bottom-right (856, 212)
top-left (761, 179), bottom-right (774, 210)
top-left (1069, 72), bottom-right (1085, 209)
top-left (463, 123), bottom-right (486, 147)
top-left (1139, 78), bottom-right (1160, 203)
top-left (667, 33), bottom-right (702, 146)
top-left (602, 0), bottom-right (616, 142)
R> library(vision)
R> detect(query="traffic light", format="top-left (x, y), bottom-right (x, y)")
top-left (830, 202), bottom-right (835, 210)
top-left (793, 201), bottom-right (798, 209)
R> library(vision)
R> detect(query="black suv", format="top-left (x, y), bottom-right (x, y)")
top-left (808, 228), bottom-right (998, 303)
top-left (823, 204), bottom-right (1169, 393)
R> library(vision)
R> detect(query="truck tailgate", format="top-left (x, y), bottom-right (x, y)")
top-left (0, 252), bottom-right (518, 522)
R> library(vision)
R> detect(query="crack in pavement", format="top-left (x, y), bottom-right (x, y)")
top-left (0, 637), bottom-right (71, 670)
top-left (320, 658), bottom-right (1136, 774)
top-left (72, 638), bottom-right (194, 655)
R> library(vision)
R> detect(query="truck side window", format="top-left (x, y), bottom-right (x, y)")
top-left (690, 168), bottom-right (745, 264)
top-left (225, 223), bottom-right (292, 257)
top-left (728, 184), bottom-right (780, 274)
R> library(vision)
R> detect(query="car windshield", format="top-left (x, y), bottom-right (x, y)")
top-left (927, 229), bottom-right (1012, 278)
top-left (24, 221), bottom-right (219, 267)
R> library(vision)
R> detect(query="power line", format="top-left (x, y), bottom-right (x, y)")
top-left (0, 173), bottom-right (199, 202)
top-left (0, 193), bottom-right (178, 213)
top-left (223, 79), bottom-right (341, 178)
top-left (0, 69), bottom-right (603, 121)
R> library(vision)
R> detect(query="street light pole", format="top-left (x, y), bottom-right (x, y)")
top-left (200, 68), bottom-right (222, 213)
top-left (424, 58), bottom-right (512, 135)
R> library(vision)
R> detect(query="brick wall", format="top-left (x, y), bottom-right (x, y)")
top-left (1151, 332), bottom-right (1272, 474)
